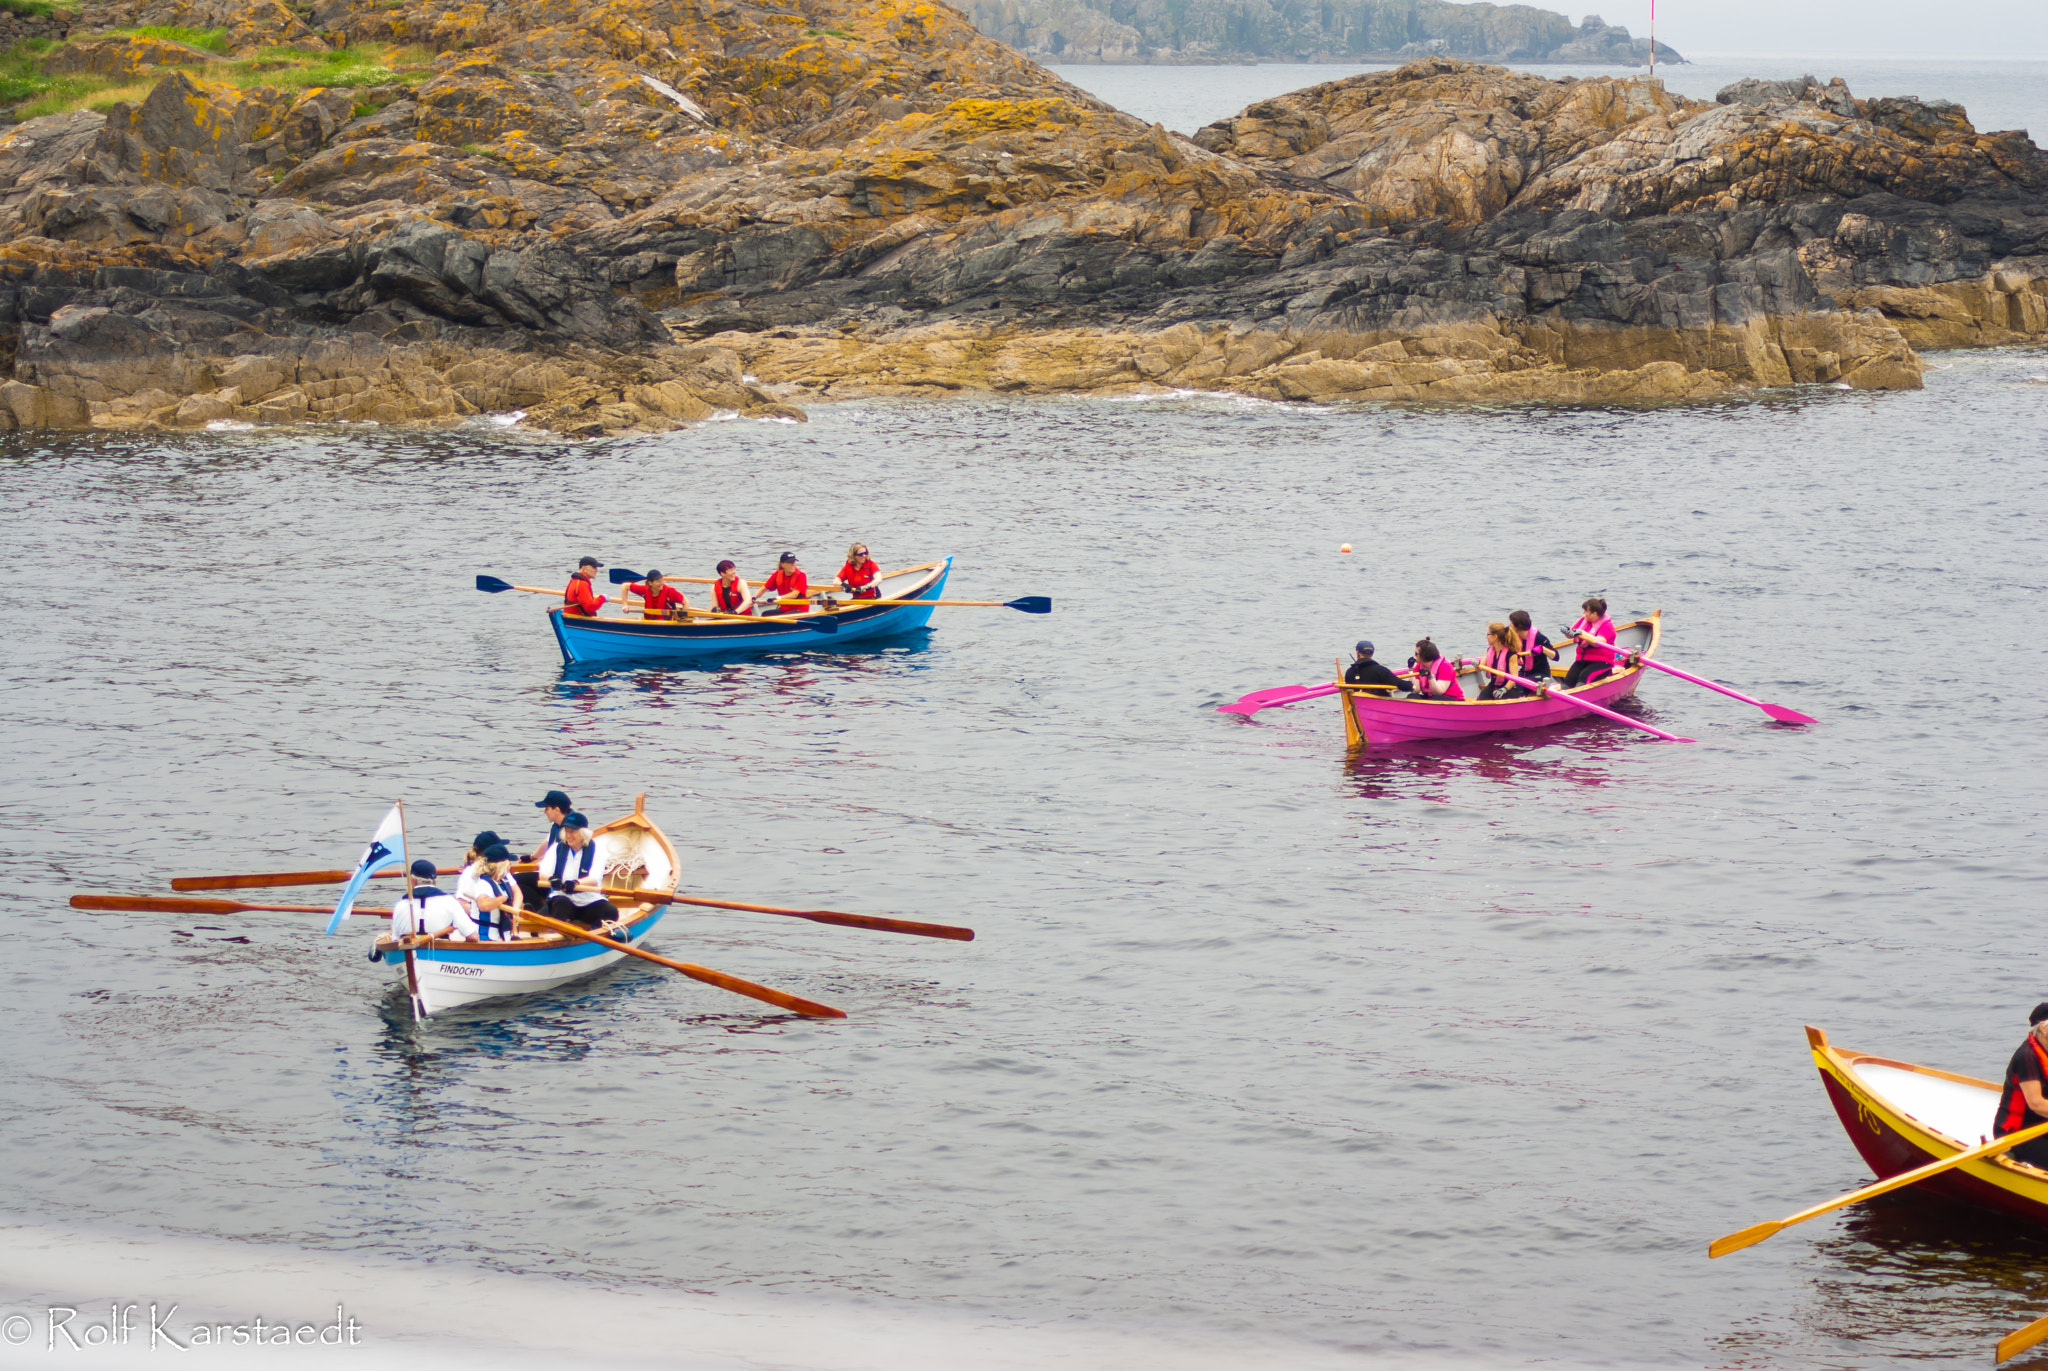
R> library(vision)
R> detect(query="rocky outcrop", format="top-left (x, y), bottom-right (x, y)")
top-left (962, 0), bottom-right (1677, 67)
top-left (0, 0), bottom-right (2036, 437)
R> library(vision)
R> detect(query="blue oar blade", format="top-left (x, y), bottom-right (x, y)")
top-left (608, 568), bottom-right (640, 585)
top-left (476, 575), bottom-right (513, 593)
top-left (1004, 596), bottom-right (1052, 614)
top-left (804, 615), bottom-right (840, 634)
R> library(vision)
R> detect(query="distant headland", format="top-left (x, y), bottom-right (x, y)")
top-left (962, 0), bottom-right (1682, 67)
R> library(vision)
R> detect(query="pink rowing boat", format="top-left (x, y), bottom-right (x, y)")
top-left (1342, 613), bottom-right (1663, 747)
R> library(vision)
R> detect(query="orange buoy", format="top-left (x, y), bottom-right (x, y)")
top-left (1339, 544), bottom-right (1352, 553)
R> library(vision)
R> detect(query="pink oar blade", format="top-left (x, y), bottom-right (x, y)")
top-left (1617, 652), bottom-right (1817, 725)
top-left (1217, 682), bottom-right (1339, 715)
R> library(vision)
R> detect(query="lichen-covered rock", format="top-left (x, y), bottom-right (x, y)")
top-left (0, 0), bottom-right (2034, 435)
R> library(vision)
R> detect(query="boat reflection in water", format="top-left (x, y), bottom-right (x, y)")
top-left (1338, 719), bottom-right (1664, 799)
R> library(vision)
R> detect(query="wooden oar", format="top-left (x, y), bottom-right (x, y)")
top-left (171, 866), bottom-right (460, 891)
top-left (1470, 661), bottom-right (1694, 742)
top-left (519, 909), bottom-right (845, 1018)
top-left (1571, 634), bottom-right (1817, 724)
top-left (593, 887), bottom-right (972, 941)
top-left (1710, 1118), bottom-right (2048, 1258)
top-left (74, 893), bottom-right (375, 916)
top-left (1998, 1308), bottom-right (2048, 1363)
top-left (476, 575), bottom-right (564, 596)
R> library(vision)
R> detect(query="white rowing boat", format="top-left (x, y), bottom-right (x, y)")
top-left (369, 795), bottom-right (679, 1015)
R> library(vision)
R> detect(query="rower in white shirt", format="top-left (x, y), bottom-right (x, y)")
top-left (535, 812), bottom-right (626, 934)
top-left (455, 842), bottom-right (523, 941)
top-left (391, 859), bottom-right (477, 941)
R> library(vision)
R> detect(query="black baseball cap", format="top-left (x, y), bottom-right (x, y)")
top-left (1355, 640), bottom-right (1374, 656)
top-left (644, 569), bottom-right (664, 580)
top-left (472, 830), bottom-right (503, 851)
top-left (779, 551), bottom-right (798, 564)
top-left (561, 811), bottom-right (590, 830)
top-left (535, 790), bottom-right (572, 810)
top-left (578, 557), bottom-right (602, 568)
top-left (481, 842), bottom-right (515, 863)
top-left (409, 859), bottom-right (438, 880)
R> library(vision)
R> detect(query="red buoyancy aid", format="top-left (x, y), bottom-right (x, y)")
top-left (2001, 1035), bottom-right (2048, 1134)
top-left (839, 558), bottom-right (879, 598)
top-left (714, 578), bottom-right (749, 613)
top-left (1419, 656), bottom-right (1465, 701)
top-left (1572, 616), bottom-right (1617, 663)
top-left (631, 582), bottom-right (687, 620)
top-left (762, 567), bottom-right (808, 600)
top-left (564, 576), bottom-right (605, 616)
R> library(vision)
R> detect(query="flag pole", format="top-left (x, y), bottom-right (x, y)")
top-left (1649, 0), bottom-right (1656, 80)
top-left (396, 798), bottom-right (425, 1022)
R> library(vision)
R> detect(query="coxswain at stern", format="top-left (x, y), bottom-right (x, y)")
top-left (536, 812), bottom-right (624, 933)
top-left (564, 557), bottom-right (608, 617)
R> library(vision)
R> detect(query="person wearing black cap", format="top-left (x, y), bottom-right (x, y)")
top-left (392, 859), bottom-right (475, 941)
top-left (535, 812), bottom-right (622, 932)
top-left (1996, 1004), bottom-right (2048, 1170)
top-left (759, 552), bottom-right (809, 615)
top-left (564, 557), bottom-right (608, 617)
top-left (517, 791), bottom-right (573, 910)
top-left (625, 570), bottom-right (691, 622)
top-left (1343, 641), bottom-right (1402, 693)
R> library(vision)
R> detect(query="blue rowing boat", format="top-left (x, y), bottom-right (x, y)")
top-left (548, 557), bottom-right (952, 666)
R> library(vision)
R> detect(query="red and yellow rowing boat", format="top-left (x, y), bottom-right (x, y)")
top-left (1808, 1024), bottom-right (2048, 1227)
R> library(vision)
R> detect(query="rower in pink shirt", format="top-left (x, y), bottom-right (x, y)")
top-left (1407, 638), bottom-right (1465, 701)
top-left (1562, 596), bottom-right (1617, 688)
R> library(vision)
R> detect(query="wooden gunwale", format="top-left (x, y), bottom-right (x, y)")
top-left (371, 793), bottom-right (679, 958)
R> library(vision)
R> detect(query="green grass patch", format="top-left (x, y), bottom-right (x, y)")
top-left (0, 0), bottom-right (81, 20)
top-left (805, 26), bottom-right (858, 39)
top-left (120, 25), bottom-right (231, 54)
top-left (0, 38), bottom-right (436, 119)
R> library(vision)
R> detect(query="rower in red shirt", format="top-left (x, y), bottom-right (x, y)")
top-left (759, 552), bottom-right (809, 615)
top-left (625, 569), bottom-right (691, 621)
top-left (563, 557), bottom-right (607, 617)
top-left (837, 542), bottom-right (881, 600)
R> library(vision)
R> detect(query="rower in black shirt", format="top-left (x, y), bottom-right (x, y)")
top-left (516, 788), bottom-right (572, 909)
top-left (1343, 641), bottom-right (1402, 693)
top-left (1996, 1003), bottom-right (2048, 1170)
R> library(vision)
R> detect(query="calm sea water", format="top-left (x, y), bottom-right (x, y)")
top-left (1057, 54), bottom-right (2048, 140)
top-left (1, 343), bottom-right (2045, 1365)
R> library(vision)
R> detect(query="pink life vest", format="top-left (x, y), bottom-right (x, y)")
top-left (1419, 656), bottom-right (1465, 701)
top-left (1572, 616), bottom-right (1617, 664)
top-left (1482, 642), bottom-right (1519, 686)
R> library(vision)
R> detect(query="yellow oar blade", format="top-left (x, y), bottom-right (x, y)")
top-left (1706, 1222), bottom-right (1782, 1259)
top-left (1997, 1312), bottom-right (2048, 1364)
top-left (1708, 1118), bottom-right (2048, 1258)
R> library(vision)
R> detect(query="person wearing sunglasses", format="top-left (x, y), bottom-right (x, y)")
top-left (838, 543), bottom-right (881, 600)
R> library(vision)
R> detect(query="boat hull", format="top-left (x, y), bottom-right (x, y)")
top-left (549, 558), bottom-right (951, 665)
top-left (1343, 613), bottom-right (1661, 746)
top-left (1808, 1024), bottom-right (2048, 1230)
top-left (378, 907), bottom-right (668, 1014)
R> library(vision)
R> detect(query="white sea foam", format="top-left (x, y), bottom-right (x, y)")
top-left (0, 1218), bottom-right (1467, 1371)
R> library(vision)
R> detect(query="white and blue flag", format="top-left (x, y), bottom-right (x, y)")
top-left (326, 806), bottom-right (405, 935)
